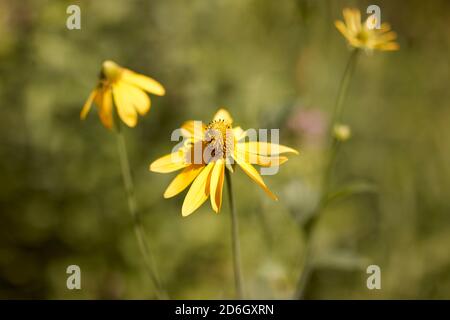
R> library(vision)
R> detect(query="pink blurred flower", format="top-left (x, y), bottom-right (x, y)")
top-left (287, 107), bottom-right (328, 146)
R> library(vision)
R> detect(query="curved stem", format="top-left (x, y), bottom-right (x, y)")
top-left (115, 123), bottom-right (166, 299)
top-left (294, 49), bottom-right (359, 299)
top-left (225, 169), bottom-right (244, 299)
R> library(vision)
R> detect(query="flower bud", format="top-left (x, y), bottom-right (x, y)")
top-left (333, 123), bottom-right (351, 141)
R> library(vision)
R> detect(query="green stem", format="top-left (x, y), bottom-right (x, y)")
top-left (115, 122), bottom-right (166, 299)
top-left (294, 49), bottom-right (359, 299)
top-left (225, 169), bottom-right (244, 299)
top-left (330, 49), bottom-right (359, 126)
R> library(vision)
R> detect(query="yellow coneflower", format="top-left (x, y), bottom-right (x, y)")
top-left (80, 60), bottom-right (166, 298)
top-left (150, 108), bottom-right (298, 217)
top-left (80, 60), bottom-right (165, 128)
top-left (335, 8), bottom-right (399, 51)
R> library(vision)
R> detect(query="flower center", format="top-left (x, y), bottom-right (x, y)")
top-left (204, 119), bottom-right (234, 161)
top-left (101, 60), bottom-right (122, 82)
top-left (356, 29), bottom-right (369, 43)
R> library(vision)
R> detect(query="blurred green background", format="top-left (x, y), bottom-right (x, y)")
top-left (0, 0), bottom-right (449, 299)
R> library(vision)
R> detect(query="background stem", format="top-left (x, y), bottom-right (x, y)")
top-left (225, 169), bottom-right (244, 299)
top-left (115, 122), bottom-right (166, 299)
top-left (295, 49), bottom-right (359, 299)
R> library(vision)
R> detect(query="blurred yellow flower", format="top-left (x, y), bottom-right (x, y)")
top-left (80, 60), bottom-right (165, 129)
top-left (335, 8), bottom-right (399, 51)
top-left (150, 108), bottom-right (298, 216)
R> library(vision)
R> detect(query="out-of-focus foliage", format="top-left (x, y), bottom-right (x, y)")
top-left (0, 0), bottom-right (449, 299)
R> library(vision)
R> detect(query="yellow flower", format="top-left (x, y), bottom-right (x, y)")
top-left (150, 108), bottom-right (298, 217)
top-left (80, 60), bottom-right (165, 129)
top-left (335, 8), bottom-right (399, 51)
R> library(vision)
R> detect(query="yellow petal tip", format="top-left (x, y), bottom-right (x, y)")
top-left (181, 208), bottom-right (193, 217)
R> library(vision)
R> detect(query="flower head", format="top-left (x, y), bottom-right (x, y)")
top-left (335, 8), bottom-right (399, 52)
top-left (80, 60), bottom-right (165, 129)
top-left (150, 108), bottom-right (298, 216)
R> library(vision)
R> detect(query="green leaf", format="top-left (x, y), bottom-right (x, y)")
top-left (314, 250), bottom-right (371, 271)
top-left (325, 181), bottom-right (378, 204)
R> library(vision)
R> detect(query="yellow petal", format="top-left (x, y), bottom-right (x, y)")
top-left (377, 42), bottom-right (400, 51)
top-left (182, 162), bottom-right (215, 216)
top-left (102, 60), bottom-right (122, 82)
top-left (343, 8), bottom-right (360, 34)
top-left (119, 82), bottom-right (151, 115)
top-left (343, 8), bottom-right (355, 31)
top-left (164, 165), bottom-right (204, 198)
top-left (98, 88), bottom-right (113, 129)
top-left (233, 153), bottom-right (278, 201)
top-left (210, 159), bottom-right (225, 213)
top-left (235, 150), bottom-right (288, 167)
top-left (335, 20), bottom-right (349, 38)
top-left (376, 31), bottom-right (397, 43)
top-left (236, 141), bottom-right (299, 155)
top-left (213, 108), bottom-right (233, 124)
top-left (233, 126), bottom-right (247, 141)
top-left (112, 83), bottom-right (138, 127)
top-left (149, 150), bottom-right (188, 173)
top-left (181, 120), bottom-right (205, 140)
top-left (351, 8), bottom-right (361, 31)
top-left (379, 22), bottom-right (392, 33)
top-left (121, 69), bottom-right (165, 96)
top-left (80, 89), bottom-right (97, 119)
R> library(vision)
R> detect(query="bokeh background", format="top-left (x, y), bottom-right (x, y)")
top-left (0, 0), bottom-right (449, 299)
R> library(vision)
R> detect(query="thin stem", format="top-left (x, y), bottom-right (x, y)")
top-left (294, 49), bottom-right (359, 299)
top-left (330, 49), bottom-right (359, 126)
top-left (225, 169), bottom-right (244, 299)
top-left (115, 122), bottom-right (166, 299)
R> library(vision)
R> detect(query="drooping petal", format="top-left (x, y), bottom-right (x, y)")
top-left (236, 141), bottom-right (299, 156)
top-left (182, 162), bottom-right (215, 216)
top-left (232, 153), bottom-right (278, 201)
top-left (112, 82), bottom-right (138, 127)
top-left (120, 82), bottom-right (151, 115)
top-left (121, 69), bottom-right (165, 96)
top-left (213, 108), bottom-right (233, 124)
top-left (98, 88), bottom-right (113, 129)
top-left (164, 165), bottom-right (204, 198)
top-left (80, 89), bottom-right (97, 119)
top-left (149, 150), bottom-right (188, 173)
top-left (210, 159), bottom-right (225, 213)
top-left (235, 149), bottom-right (288, 167)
